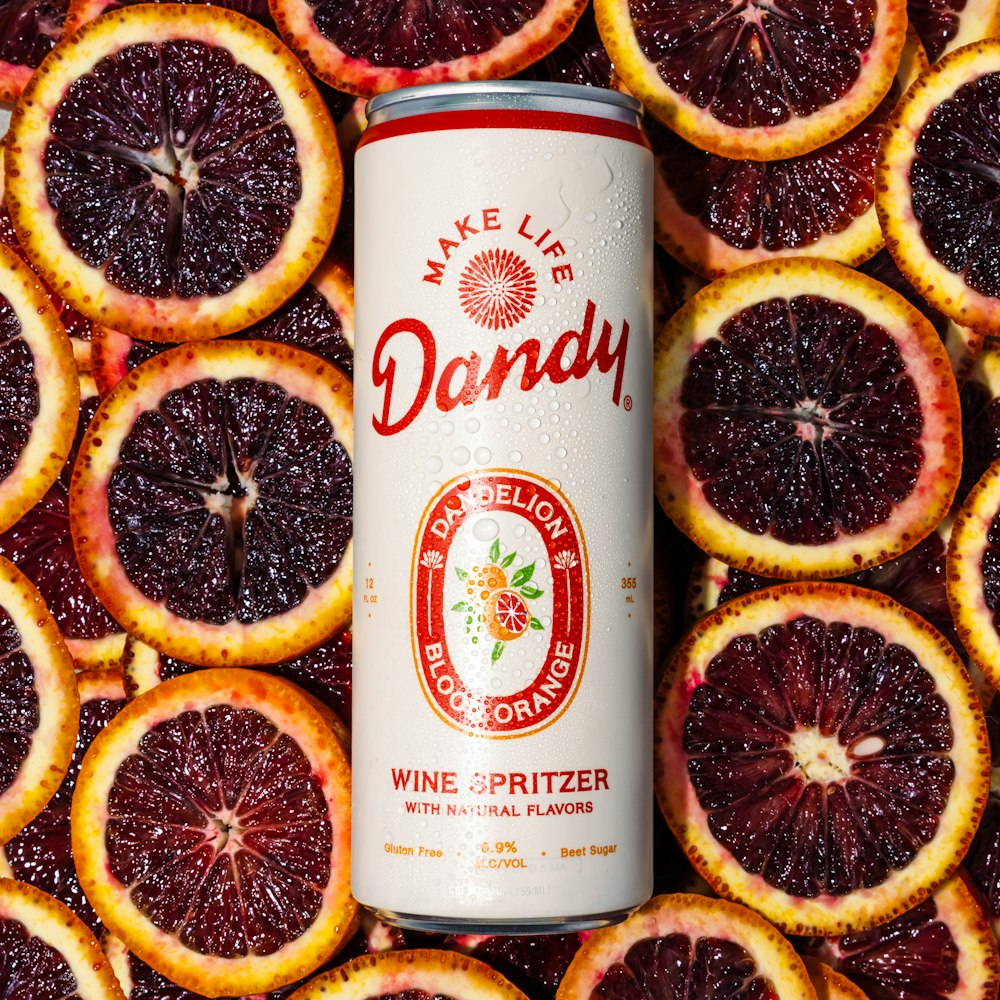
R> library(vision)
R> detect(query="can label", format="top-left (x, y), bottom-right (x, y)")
top-left (352, 102), bottom-right (653, 926)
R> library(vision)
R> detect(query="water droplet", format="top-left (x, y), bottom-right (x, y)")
top-left (474, 446), bottom-right (492, 464)
top-left (466, 417), bottom-right (480, 433)
top-left (583, 211), bottom-right (597, 223)
top-left (555, 447), bottom-right (567, 459)
top-left (441, 421), bottom-right (454, 436)
top-left (510, 450), bottom-right (522, 463)
top-left (539, 433), bottom-right (550, 445)
top-left (551, 479), bottom-right (561, 490)
top-left (425, 455), bottom-right (442, 474)
top-left (452, 445), bottom-right (470, 465)
top-left (473, 517), bottom-right (499, 542)
top-left (529, 417), bottom-right (540, 429)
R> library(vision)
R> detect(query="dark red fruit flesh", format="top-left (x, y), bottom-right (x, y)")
top-left (707, 531), bottom-right (956, 649)
top-left (592, 933), bottom-right (772, 999)
top-left (44, 40), bottom-right (300, 300)
top-left (83, 0), bottom-right (274, 30)
top-left (4, 689), bottom-right (125, 932)
top-left (959, 377), bottom-right (1000, 502)
top-left (908, 0), bottom-right (965, 62)
top-left (685, 615), bottom-right (954, 898)
top-left (649, 106), bottom-right (882, 252)
top-left (816, 895), bottom-right (961, 1000)
top-left (0, 292), bottom-right (39, 484)
top-left (965, 699), bottom-right (1000, 927)
top-left (0, 609), bottom-right (38, 795)
top-left (859, 250), bottom-right (951, 342)
top-left (978, 512), bottom-right (1000, 630)
top-left (106, 376), bottom-right (352, 626)
top-left (681, 296), bottom-right (923, 544)
top-left (0, 397), bottom-right (120, 641)
top-left (307, 0), bottom-right (546, 70)
top-left (142, 629), bottom-right (353, 724)
top-left (910, 71), bottom-right (1000, 299)
top-left (519, 5), bottom-right (611, 87)
top-left (0, 0), bottom-right (66, 72)
top-left (0, 916), bottom-right (79, 997)
top-left (106, 705), bottom-right (332, 957)
top-left (629, 0), bottom-right (875, 128)
top-left (447, 933), bottom-right (584, 1000)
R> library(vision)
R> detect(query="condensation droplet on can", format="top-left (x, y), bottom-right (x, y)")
top-left (466, 417), bottom-right (480, 433)
top-left (425, 455), bottom-right (443, 474)
top-left (472, 517), bottom-right (499, 542)
top-left (452, 445), bottom-right (471, 465)
top-left (583, 210), bottom-right (597, 223)
top-left (510, 450), bottom-right (522, 463)
top-left (473, 446), bottom-right (492, 464)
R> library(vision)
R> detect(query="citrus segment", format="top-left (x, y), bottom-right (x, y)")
top-left (0, 0), bottom-right (67, 100)
top-left (0, 244), bottom-right (79, 536)
top-left (269, 0), bottom-right (588, 97)
top-left (946, 458), bottom-right (1000, 688)
top-left (556, 893), bottom-right (815, 1000)
top-left (653, 258), bottom-right (960, 579)
top-left (809, 873), bottom-right (1000, 1000)
top-left (966, 695), bottom-right (1000, 939)
top-left (596, 0), bottom-right (906, 161)
top-left (656, 582), bottom-right (988, 935)
top-left (0, 391), bottom-right (125, 671)
top-left (4, 4), bottom-right (341, 342)
top-left (0, 557), bottom-right (78, 846)
top-left (72, 668), bottom-right (356, 997)
top-left (0, 669), bottom-right (125, 932)
top-left (0, 879), bottom-right (125, 1000)
top-left (878, 41), bottom-right (1000, 336)
top-left (70, 340), bottom-right (353, 667)
top-left (287, 949), bottom-right (530, 1000)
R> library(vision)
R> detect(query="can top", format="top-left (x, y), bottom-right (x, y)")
top-left (365, 81), bottom-right (643, 130)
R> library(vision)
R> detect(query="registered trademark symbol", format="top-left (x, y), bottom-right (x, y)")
top-left (623, 395), bottom-right (633, 411)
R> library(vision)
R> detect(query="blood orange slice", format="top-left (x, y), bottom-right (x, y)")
top-left (269, 0), bottom-right (587, 98)
top-left (0, 669), bottom-right (125, 932)
top-left (123, 630), bottom-right (352, 726)
top-left (518, 4), bottom-right (613, 87)
top-left (0, 879), bottom-right (124, 1000)
top-left (287, 949), bottom-right (529, 1000)
top-left (72, 668), bottom-right (356, 997)
top-left (0, 244), bottom-right (79, 536)
top-left (0, 0), bottom-right (67, 101)
top-left (878, 41), bottom-right (1000, 336)
top-left (800, 958), bottom-right (867, 1000)
top-left (0, 390), bottom-right (125, 672)
top-left (656, 581), bottom-right (988, 935)
top-left (596, 0), bottom-right (906, 161)
top-left (945, 458), bottom-right (1000, 688)
top-left (0, 557), bottom-right (78, 845)
top-left (556, 893), bottom-right (814, 1000)
top-left (653, 258), bottom-right (960, 580)
top-left (958, 341), bottom-right (1000, 503)
top-left (807, 872), bottom-right (1000, 1000)
top-left (91, 256), bottom-right (354, 398)
top-left (908, 0), bottom-right (1000, 64)
top-left (63, 0), bottom-right (274, 37)
top-left (70, 340), bottom-right (353, 667)
top-left (964, 695), bottom-right (1000, 941)
top-left (4, 4), bottom-right (341, 342)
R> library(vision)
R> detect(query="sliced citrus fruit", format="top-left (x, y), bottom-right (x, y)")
top-left (0, 390), bottom-right (125, 672)
top-left (653, 257), bottom-right (960, 580)
top-left (91, 256), bottom-right (354, 398)
top-left (4, 4), bottom-right (341, 342)
top-left (0, 878), bottom-right (125, 1000)
top-left (807, 872), bottom-right (1000, 1000)
top-left (0, 556), bottom-right (78, 845)
top-left (63, 0), bottom-right (274, 36)
top-left (484, 588), bottom-right (532, 642)
top-left (556, 893), bottom-right (814, 1000)
top-left (596, 0), bottom-right (906, 161)
top-left (859, 248), bottom-right (983, 390)
top-left (0, 0), bottom-right (68, 101)
top-left (518, 4), bottom-right (613, 87)
top-left (0, 244), bottom-right (79, 535)
top-left (269, 0), bottom-right (587, 97)
top-left (287, 949), bottom-right (529, 1000)
top-left (0, 669), bottom-right (125, 932)
top-left (72, 668), bottom-right (356, 997)
top-left (965, 694), bottom-right (1000, 940)
top-left (800, 957), bottom-right (868, 1000)
top-left (878, 40), bottom-right (1000, 337)
top-left (656, 581), bottom-right (988, 935)
top-left (958, 341), bottom-right (1000, 503)
top-left (121, 630), bottom-right (353, 740)
top-left (945, 458), bottom-right (1000, 688)
top-left (70, 339), bottom-right (353, 667)
top-left (908, 0), bottom-right (1000, 63)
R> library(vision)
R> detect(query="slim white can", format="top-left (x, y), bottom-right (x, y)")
top-left (352, 81), bottom-right (653, 933)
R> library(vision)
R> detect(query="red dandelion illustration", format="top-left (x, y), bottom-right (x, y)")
top-left (458, 248), bottom-right (537, 330)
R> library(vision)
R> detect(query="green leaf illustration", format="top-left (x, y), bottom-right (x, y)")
top-left (501, 552), bottom-right (517, 569)
top-left (492, 641), bottom-right (505, 663)
top-left (451, 601), bottom-right (474, 612)
top-left (519, 584), bottom-right (544, 600)
top-left (529, 617), bottom-right (544, 631)
top-left (455, 567), bottom-right (468, 580)
top-left (489, 539), bottom-right (500, 563)
top-left (512, 562), bottom-right (535, 588)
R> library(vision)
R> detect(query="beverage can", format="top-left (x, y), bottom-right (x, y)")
top-left (351, 80), bottom-right (654, 933)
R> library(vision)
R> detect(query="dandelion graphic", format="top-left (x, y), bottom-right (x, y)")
top-left (420, 549), bottom-right (444, 625)
top-left (555, 549), bottom-right (579, 628)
